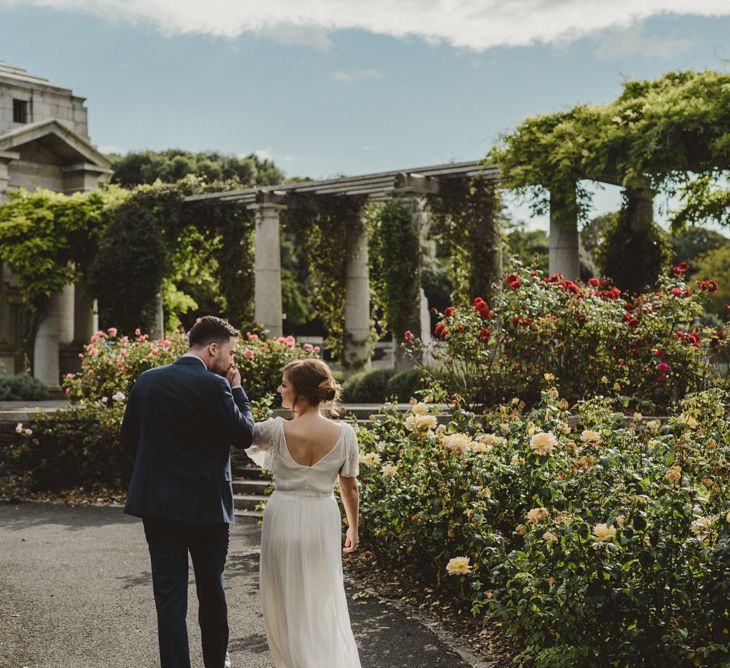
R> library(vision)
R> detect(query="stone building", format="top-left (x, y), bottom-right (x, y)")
top-left (0, 61), bottom-right (111, 388)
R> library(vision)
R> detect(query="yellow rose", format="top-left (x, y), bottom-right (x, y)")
top-left (613, 382), bottom-right (622, 392)
top-left (544, 373), bottom-right (556, 382)
top-left (543, 530), bottom-right (558, 543)
top-left (442, 433), bottom-right (472, 454)
top-left (645, 420), bottom-right (661, 433)
top-left (600, 376), bottom-right (609, 384)
top-left (530, 432), bottom-right (557, 456)
top-left (527, 507), bottom-right (550, 524)
top-left (511, 454), bottom-right (526, 466)
top-left (480, 433), bottom-right (506, 446)
top-left (633, 412), bottom-right (643, 422)
top-left (593, 523), bottom-right (616, 542)
top-left (666, 465), bottom-right (682, 485)
top-left (575, 455), bottom-right (597, 470)
top-left (514, 524), bottom-right (528, 536)
top-left (690, 516), bottom-right (713, 544)
top-left (616, 515), bottom-right (626, 528)
top-left (381, 463), bottom-right (397, 477)
top-left (359, 452), bottom-right (381, 468)
top-left (470, 442), bottom-right (490, 454)
top-left (404, 413), bottom-right (438, 431)
top-left (580, 429), bottom-right (602, 445)
top-left (558, 399), bottom-right (570, 411)
top-left (446, 556), bottom-right (471, 576)
top-left (557, 422), bottom-right (570, 434)
top-left (411, 402), bottom-right (430, 415)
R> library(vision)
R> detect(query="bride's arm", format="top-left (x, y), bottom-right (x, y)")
top-left (339, 475), bottom-right (359, 553)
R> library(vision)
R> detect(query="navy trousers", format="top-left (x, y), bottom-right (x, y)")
top-left (143, 517), bottom-right (230, 668)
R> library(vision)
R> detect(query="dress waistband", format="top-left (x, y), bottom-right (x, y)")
top-left (272, 489), bottom-right (334, 499)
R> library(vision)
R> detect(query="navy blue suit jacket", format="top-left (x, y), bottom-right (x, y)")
top-left (121, 356), bottom-right (254, 523)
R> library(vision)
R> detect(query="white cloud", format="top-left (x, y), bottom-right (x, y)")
top-left (594, 26), bottom-right (692, 59)
top-left (333, 69), bottom-right (383, 82)
top-left (254, 148), bottom-right (273, 161)
top-left (1, 0), bottom-right (728, 51)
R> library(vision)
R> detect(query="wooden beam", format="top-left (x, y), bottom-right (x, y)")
top-left (393, 172), bottom-right (440, 195)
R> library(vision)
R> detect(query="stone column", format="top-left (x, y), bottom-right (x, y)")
top-left (248, 203), bottom-right (285, 338)
top-left (344, 222), bottom-right (372, 376)
top-left (0, 151), bottom-right (18, 203)
top-left (33, 296), bottom-right (61, 390)
top-left (549, 187), bottom-right (580, 279)
top-left (74, 281), bottom-right (98, 345)
top-left (626, 185), bottom-right (653, 233)
top-left (150, 292), bottom-right (164, 339)
top-left (57, 282), bottom-right (75, 344)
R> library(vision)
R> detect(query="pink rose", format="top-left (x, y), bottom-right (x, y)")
top-left (135, 328), bottom-right (142, 336)
top-left (303, 343), bottom-right (313, 352)
top-left (244, 349), bottom-right (255, 359)
top-left (656, 362), bottom-right (669, 373)
top-left (107, 327), bottom-right (118, 337)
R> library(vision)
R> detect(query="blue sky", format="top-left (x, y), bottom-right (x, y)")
top-left (0, 1), bottom-right (728, 229)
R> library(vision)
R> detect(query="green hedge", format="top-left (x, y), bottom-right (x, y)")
top-left (0, 374), bottom-right (48, 401)
top-left (342, 368), bottom-right (426, 403)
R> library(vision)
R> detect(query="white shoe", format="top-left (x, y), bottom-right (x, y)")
top-left (224, 651), bottom-right (232, 668)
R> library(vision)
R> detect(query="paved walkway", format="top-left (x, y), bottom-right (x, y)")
top-left (0, 503), bottom-right (475, 668)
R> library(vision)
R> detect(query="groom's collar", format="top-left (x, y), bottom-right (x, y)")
top-left (178, 352), bottom-right (208, 370)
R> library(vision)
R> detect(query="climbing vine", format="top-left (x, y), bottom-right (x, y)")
top-left (427, 173), bottom-right (503, 303)
top-left (368, 198), bottom-right (422, 354)
top-left (283, 194), bottom-right (369, 366)
top-left (490, 70), bottom-right (730, 229)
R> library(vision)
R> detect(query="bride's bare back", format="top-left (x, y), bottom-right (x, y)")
top-left (282, 415), bottom-right (344, 467)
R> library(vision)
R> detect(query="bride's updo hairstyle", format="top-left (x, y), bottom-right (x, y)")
top-left (283, 358), bottom-right (341, 409)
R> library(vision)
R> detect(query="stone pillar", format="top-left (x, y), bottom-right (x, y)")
top-left (62, 163), bottom-right (113, 194)
top-left (549, 187), bottom-right (580, 279)
top-left (74, 281), bottom-right (98, 345)
top-left (33, 296), bottom-right (61, 390)
top-left (150, 292), bottom-right (164, 339)
top-left (0, 151), bottom-right (18, 203)
top-left (248, 203), bottom-right (285, 338)
top-left (57, 282), bottom-right (75, 344)
top-left (626, 186), bottom-right (653, 233)
top-left (344, 222), bottom-right (372, 376)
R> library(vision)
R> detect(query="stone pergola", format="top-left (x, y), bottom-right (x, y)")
top-left (188, 160), bottom-right (509, 372)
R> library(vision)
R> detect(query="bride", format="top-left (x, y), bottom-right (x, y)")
top-left (245, 358), bottom-right (361, 668)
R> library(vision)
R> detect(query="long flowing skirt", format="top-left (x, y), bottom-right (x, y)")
top-left (259, 491), bottom-right (361, 668)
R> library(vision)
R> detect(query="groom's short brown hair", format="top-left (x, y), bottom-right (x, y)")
top-left (188, 316), bottom-right (240, 348)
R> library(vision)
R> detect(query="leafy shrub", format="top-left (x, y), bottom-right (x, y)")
top-left (408, 264), bottom-right (728, 411)
top-left (384, 369), bottom-right (425, 402)
top-left (63, 328), bottom-right (319, 404)
top-left (0, 373), bottom-right (48, 401)
top-left (342, 369), bottom-right (398, 403)
top-left (357, 388), bottom-right (730, 665)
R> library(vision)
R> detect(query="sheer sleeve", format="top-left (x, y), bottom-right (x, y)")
top-left (245, 418), bottom-right (280, 470)
top-left (339, 423), bottom-right (360, 478)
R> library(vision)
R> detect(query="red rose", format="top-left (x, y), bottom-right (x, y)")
top-left (588, 278), bottom-right (600, 287)
top-left (656, 362), bottom-right (669, 373)
top-left (654, 348), bottom-right (666, 357)
top-left (444, 307), bottom-right (454, 317)
top-left (478, 328), bottom-right (491, 342)
top-left (404, 330), bottom-right (413, 342)
top-left (656, 375), bottom-right (666, 383)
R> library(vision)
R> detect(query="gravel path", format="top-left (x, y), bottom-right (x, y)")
top-left (0, 503), bottom-right (475, 668)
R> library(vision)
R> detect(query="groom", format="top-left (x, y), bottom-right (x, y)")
top-left (121, 316), bottom-right (254, 668)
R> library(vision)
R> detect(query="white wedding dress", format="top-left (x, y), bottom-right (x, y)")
top-left (245, 417), bottom-right (362, 668)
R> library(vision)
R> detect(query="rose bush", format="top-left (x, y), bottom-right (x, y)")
top-left (64, 328), bottom-right (320, 404)
top-left (409, 265), bottom-right (728, 412)
top-left (357, 389), bottom-right (730, 665)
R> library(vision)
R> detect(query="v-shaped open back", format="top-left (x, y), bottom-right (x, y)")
top-left (281, 420), bottom-right (345, 468)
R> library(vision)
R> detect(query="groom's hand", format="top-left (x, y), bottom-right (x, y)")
top-left (226, 363), bottom-right (241, 388)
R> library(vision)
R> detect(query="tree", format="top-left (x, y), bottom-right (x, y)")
top-left (692, 245), bottom-right (730, 316)
top-left (504, 220), bottom-right (549, 272)
top-left (108, 149), bottom-right (284, 188)
top-left (670, 227), bottom-right (730, 265)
